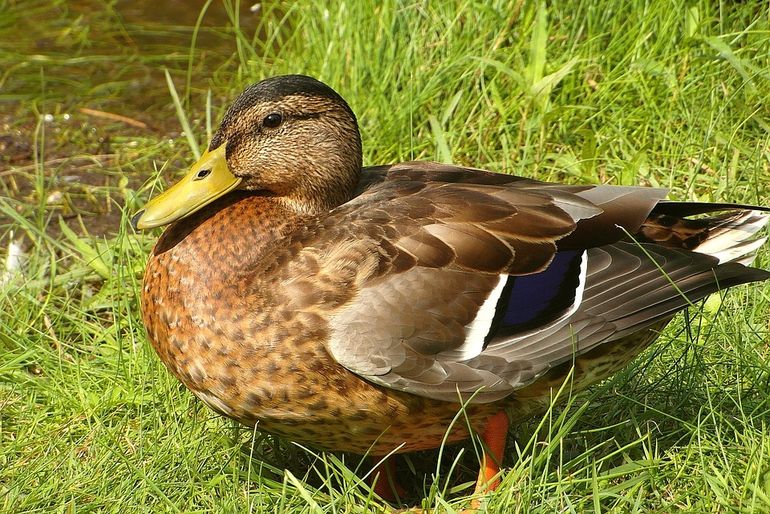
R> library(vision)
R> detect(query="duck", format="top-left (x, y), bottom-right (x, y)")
top-left (132, 74), bottom-right (770, 502)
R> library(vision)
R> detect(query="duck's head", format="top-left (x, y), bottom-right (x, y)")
top-left (132, 75), bottom-right (362, 230)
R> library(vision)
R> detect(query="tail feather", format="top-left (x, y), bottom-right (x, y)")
top-left (690, 210), bottom-right (769, 264)
top-left (638, 205), bottom-right (769, 265)
top-left (651, 201), bottom-right (770, 217)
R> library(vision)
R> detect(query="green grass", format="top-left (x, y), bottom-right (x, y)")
top-left (2, 0), bottom-right (770, 512)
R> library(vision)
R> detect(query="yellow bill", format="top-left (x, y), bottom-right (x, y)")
top-left (132, 144), bottom-right (241, 230)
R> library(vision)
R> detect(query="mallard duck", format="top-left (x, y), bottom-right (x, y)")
top-left (133, 74), bottom-right (769, 501)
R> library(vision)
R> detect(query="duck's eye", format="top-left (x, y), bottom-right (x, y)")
top-left (263, 112), bottom-right (283, 128)
top-left (194, 169), bottom-right (211, 180)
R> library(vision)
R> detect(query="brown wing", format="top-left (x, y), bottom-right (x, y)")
top-left (272, 162), bottom-right (685, 401)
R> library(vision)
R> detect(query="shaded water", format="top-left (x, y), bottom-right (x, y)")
top-left (3, 0), bottom-right (261, 115)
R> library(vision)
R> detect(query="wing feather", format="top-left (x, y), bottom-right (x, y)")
top-left (282, 162), bottom-right (770, 403)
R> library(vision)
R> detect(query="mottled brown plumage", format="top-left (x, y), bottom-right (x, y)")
top-left (135, 75), bottom-right (769, 497)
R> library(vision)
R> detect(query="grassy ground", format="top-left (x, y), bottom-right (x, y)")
top-left (2, 0), bottom-right (770, 512)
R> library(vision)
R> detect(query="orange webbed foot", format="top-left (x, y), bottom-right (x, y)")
top-left (370, 456), bottom-right (406, 503)
top-left (470, 410), bottom-right (509, 510)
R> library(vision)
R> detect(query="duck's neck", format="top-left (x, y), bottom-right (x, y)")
top-left (151, 191), bottom-right (303, 280)
top-left (276, 160), bottom-right (362, 216)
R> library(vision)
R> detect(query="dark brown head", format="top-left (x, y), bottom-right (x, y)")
top-left (133, 75), bottom-right (362, 229)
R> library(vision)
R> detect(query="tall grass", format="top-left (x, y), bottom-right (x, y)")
top-left (1, 0), bottom-right (769, 512)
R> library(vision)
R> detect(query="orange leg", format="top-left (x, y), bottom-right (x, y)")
top-left (370, 456), bottom-right (405, 502)
top-left (474, 410), bottom-right (509, 494)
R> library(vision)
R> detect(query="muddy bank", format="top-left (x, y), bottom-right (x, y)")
top-left (1, 0), bottom-right (263, 238)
